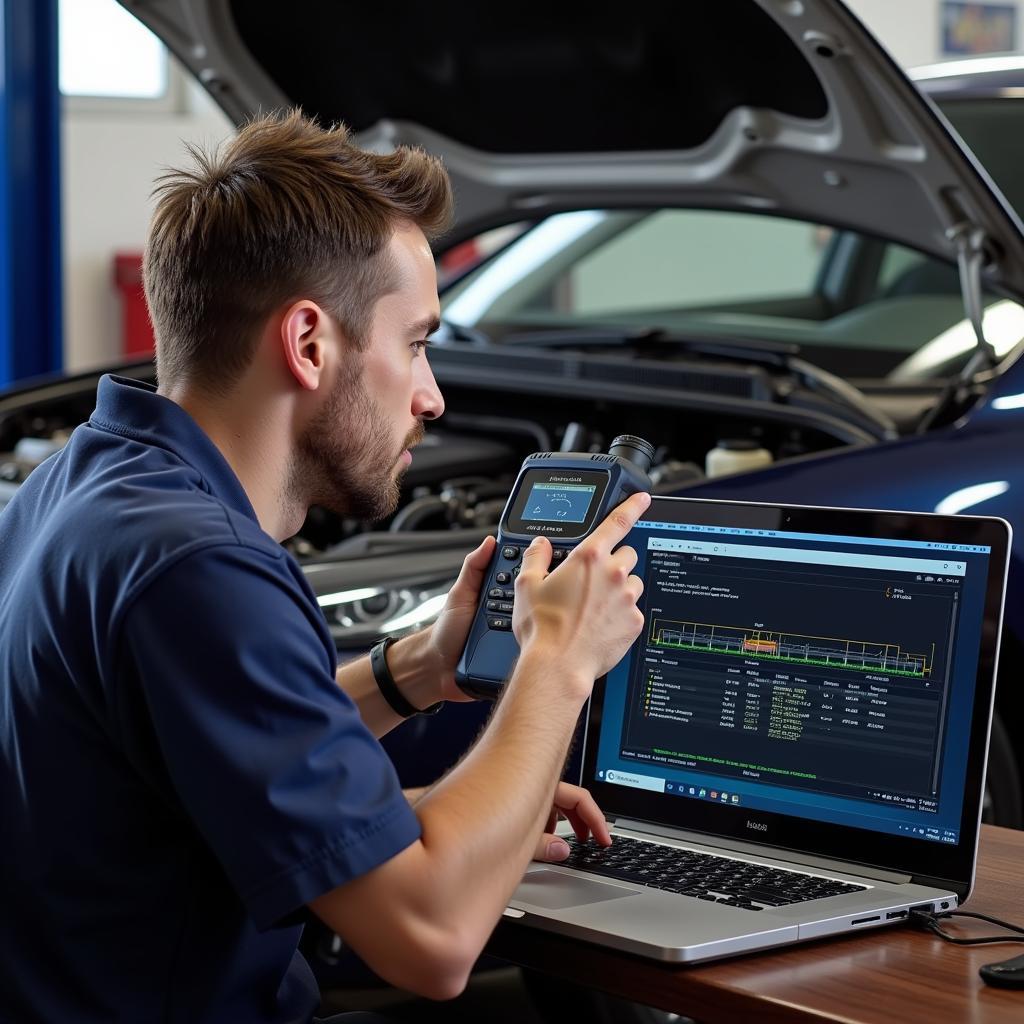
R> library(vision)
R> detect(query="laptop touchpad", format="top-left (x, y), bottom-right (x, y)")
top-left (515, 870), bottom-right (640, 910)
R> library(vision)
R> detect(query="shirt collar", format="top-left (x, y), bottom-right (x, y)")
top-left (89, 374), bottom-right (258, 523)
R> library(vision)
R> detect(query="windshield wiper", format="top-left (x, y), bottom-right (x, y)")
top-left (498, 326), bottom-right (898, 441)
top-left (500, 326), bottom-right (800, 364)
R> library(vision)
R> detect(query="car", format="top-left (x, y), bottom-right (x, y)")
top-left (3, 2), bottom-right (1024, 826)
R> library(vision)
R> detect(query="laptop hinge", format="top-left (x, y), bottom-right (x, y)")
top-left (610, 818), bottom-right (912, 885)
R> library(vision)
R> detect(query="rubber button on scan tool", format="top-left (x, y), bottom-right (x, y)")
top-left (502, 546), bottom-right (520, 560)
top-left (496, 572), bottom-right (512, 585)
top-left (488, 587), bottom-right (504, 600)
top-left (488, 617), bottom-right (512, 631)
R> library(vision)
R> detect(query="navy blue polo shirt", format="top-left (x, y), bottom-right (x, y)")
top-left (0, 375), bottom-right (421, 1023)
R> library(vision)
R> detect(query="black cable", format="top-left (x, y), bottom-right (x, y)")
top-left (910, 907), bottom-right (1024, 945)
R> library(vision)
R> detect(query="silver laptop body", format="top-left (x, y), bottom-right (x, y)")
top-left (506, 497), bottom-right (1010, 963)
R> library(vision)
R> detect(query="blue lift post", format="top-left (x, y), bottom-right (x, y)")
top-left (0, 0), bottom-right (62, 388)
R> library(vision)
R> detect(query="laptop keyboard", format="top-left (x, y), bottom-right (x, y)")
top-left (562, 835), bottom-right (868, 912)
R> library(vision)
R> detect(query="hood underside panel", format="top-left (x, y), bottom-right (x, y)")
top-left (125, 0), bottom-right (1024, 298)
top-left (230, 0), bottom-right (828, 154)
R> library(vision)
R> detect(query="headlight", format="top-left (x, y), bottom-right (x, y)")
top-left (301, 536), bottom-right (480, 651)
top-left (317, 579), bottom-right (456, 648)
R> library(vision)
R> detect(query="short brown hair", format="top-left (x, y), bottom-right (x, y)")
top-left (144, 109), bottom-right (453, 394)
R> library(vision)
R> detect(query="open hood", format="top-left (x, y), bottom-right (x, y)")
top-left (123, 0), bottom-right (1024, 298)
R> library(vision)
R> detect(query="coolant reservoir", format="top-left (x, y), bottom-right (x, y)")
top-left (705, 439), bottom-right (773, 478)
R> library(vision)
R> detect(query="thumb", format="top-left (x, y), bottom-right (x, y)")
top-left (446, 535), bottom-right (496, 606)
top-left (518, 535), bottom-right (551, 582)
top-left (534, 833), bottom-right (571, 863)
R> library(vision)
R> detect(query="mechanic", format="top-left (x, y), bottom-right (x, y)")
top-left (0, 109), bottom-right (650, 1023)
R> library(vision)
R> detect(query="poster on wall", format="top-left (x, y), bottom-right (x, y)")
top-left (942, 2), bottom-right (1018, 54)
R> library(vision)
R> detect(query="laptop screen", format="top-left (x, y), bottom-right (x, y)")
top-left (586, 498), bottom-right (1008, 881)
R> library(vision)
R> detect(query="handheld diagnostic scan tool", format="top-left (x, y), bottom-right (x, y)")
top-left (455, 435), bottom-right (655, 700)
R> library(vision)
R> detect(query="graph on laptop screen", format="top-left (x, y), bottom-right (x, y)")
top-left (595, 518), bottom-right (994, 846)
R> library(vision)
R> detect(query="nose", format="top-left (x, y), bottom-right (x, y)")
top-left (412, 355), bottom-right (445, 421)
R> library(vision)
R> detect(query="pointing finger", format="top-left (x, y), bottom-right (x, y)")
top-left (579, 491), bottom-right (651, 556)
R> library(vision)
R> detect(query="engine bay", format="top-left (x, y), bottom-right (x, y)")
top-left (0, 337), bottom-right (943, 569)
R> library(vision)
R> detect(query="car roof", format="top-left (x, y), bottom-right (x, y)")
top-left (912, 54), bottom-right (1024, 98)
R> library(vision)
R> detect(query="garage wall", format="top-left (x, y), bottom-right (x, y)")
top-left (847, 0), bottom-right (1019, 68)
top-left (60, 3), bottom-right (1024, 372)
top-left (61, 79), bottom-right (231, 372)
top-left (847, 0), bottom-right (952, 68)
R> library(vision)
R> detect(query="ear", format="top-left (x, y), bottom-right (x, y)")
top-left (279, 300), bottom-right (333, 392)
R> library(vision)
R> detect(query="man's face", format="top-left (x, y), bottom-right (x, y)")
top-left (295, 222), bottom-right (444, 521)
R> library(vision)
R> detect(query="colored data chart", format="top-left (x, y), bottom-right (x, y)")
top-left (650, 619), bottom-right (935, 678)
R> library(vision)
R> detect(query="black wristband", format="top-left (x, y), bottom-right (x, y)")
top-left (369, 637), bottom-right (443, 718)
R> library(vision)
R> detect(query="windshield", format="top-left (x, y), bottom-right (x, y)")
top-left (439, 94), bottom-right (1024, 382)
top-left (442, 207), bottom-right (1023, 380)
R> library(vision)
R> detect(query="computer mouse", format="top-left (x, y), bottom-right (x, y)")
top-left (979, 952), bottom-right (1024, 988)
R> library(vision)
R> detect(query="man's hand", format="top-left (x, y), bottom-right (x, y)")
top-left (345, 535), bottom-right (494, 722)
top-left (313, 502), bottom-right (648, 1000)
top-left (532, 782), bottom-right (611, 862)
top-left (512, 490), bottom-right (651, 701)
top-left (419, 534), bottom-right (496, 702)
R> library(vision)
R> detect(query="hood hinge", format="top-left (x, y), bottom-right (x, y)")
top-left (947, 222), bottom-right (997, 372)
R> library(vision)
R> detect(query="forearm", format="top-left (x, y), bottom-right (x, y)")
top-left (311, 497), bottom-right (649, 998)
top-left (335, 631), bottom-right (442, 737)
top-left (313, 644), bottom-right (590, 997)
top-left (407, 648), bottom-right (589, 950)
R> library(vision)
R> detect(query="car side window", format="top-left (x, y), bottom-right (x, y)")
top-left (876, 244), bottom-right (933, 294)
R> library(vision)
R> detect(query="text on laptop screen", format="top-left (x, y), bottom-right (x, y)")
top-left (595, 520), bottom-right (994, 847)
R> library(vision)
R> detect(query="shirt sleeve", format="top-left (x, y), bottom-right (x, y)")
top-left (114, 543), bottom-right (421, 930)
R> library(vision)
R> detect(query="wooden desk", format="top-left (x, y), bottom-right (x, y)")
top-left (487, 825), bottom-right (1024, 1023)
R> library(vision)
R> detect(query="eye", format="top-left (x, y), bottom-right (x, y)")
top-left (411, 339), bottom-right (429, 356)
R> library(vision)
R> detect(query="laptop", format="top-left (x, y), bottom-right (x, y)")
top-left (504, 496), bottom-right (1011, 962)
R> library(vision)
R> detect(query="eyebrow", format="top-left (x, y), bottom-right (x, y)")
top-left (409, 314), bottom-right (441, 339)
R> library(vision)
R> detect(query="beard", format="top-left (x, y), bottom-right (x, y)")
top-left (290, 358), bottom-right (424, 522)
